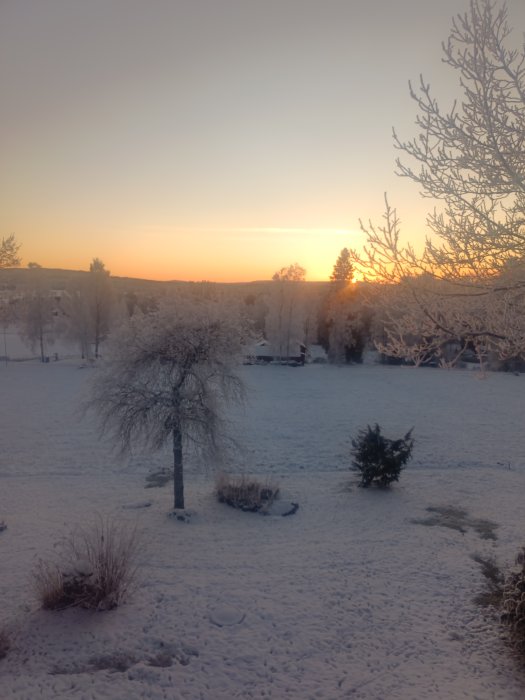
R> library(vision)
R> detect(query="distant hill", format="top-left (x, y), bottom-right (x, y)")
top-left (0, 267), bottom-right (331, 297)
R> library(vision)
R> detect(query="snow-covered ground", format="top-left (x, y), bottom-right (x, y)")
top-left (1, 360), bottom-right (525, 699)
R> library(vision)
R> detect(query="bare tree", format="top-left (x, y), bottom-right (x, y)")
top-left (354, 0), bottom-right (525, 280)
top-left (61, 286), bottom-right (92, 359)
top-left (354, 200), bottom-right (525, 367)
top-left (88, 299), bottom-right (246, 510)
top-left (394, 0), bottom-right (525, 279)
top-left (0, 235), bottom-right (21, 268)
top-left (267, 263), bottom-right (307, 361)
top-left (320, 284), bottom-right (372, 364)
top-left (20, 268), bottom-right (56, 362)
top-left (87, 258), bottom-right (114, 358)
top-left (272, 263), bottom-right (306, 283)
top-left (59, 260), bottom-right (115, 359)
top-left (0, 298), bottom-right (17, 364)
top-left (350, 1), bottom-right (525, 365)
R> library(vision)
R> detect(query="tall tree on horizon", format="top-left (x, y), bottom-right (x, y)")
top-left (20, 266), bottom-right (56, 362)
top-left (268, 263), bottom-right (307, 361)
top-left (88, 258), bottom-right (114, 358)
top-left (330, 248), bottom-right (354, 285)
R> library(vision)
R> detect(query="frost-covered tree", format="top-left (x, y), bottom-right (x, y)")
top-left (88, 300), bottom-right (246, 510)
top-left (272, 263), bottom-right (306, 283)
top-left (394, 0), bottom-right (525, 279)
top-left (350, 1), bottom-right (525, 365)
top-left (323, 285), bottom-right (372, 363)
top-left (61, 286), bottom-right (92, 359)
top-left (267, 263), bottom-right (307, 361)
top-left (357, 200), bottom-right (525, 367)
top-left (0, 235), bottom-right (21, 268)
top-left (87, 258), bottom-right (114, 358)
top-left (20, 268), bottom-right (56, 362)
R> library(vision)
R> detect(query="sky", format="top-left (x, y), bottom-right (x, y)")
top-left (1, 0), bottom-right (525, 282)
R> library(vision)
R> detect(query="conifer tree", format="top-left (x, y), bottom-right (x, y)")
top-left (330, 248), bottom-right (354, 284)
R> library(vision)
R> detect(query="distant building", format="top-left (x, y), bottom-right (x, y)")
top-left (244, 339), bottom-right (308, 365)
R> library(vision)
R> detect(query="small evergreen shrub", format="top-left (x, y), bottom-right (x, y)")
top-left (351, 423), bottom-right (414, 487)
top-left (33, 519), bottom-right (140, 611)
top-left (216, 473), bottom-right (279, 512)
top-left (501, 547), bottom-right (525, 654)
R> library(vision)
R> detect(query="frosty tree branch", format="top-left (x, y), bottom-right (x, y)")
top-left (87, 299), bottom-right (246, 510)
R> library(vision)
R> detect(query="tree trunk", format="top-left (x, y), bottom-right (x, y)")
top-left (286, 299), bottom-right (294, 361)
top-left (94, 310), bottom-right (100, 359)
top-left (172, 425), bottom-right (184, 509)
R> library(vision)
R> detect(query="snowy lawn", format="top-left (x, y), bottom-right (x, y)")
top-left (1, 361), bottom-right (525, 699)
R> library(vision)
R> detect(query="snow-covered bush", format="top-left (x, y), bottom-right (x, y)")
top-left (216, 473), bottom-right (279, 512)
top-left (501, 547), bottom-right (525, 654)
top-left (33, 519), bottom-right (140, 611)
top-left (351, 424), bottom-right (414, 487)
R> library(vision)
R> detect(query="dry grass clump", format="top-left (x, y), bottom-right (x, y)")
top-left (413, 506), bottom-right (498, 541)
top-left (216, 473), bottom-right (279, 512)
top-left (0, 629), bottom-right (10, 660)
top-left (34, 519), bottom-right (141, 611)
top-left (501, 547), bottom-right (525, 654)
top-left (472, 554), bottom-right (505, 608)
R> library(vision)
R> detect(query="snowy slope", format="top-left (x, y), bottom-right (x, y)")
top-left (1, 361), bottom-right (524, 699)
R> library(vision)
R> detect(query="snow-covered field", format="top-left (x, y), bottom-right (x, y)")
top-left (1, 360), bottom-right (525, 699)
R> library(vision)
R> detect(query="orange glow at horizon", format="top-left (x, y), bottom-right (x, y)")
top-left (16, 226), bottom-right (368, 283)
top-left (4, 0), bottom-right (525, 291)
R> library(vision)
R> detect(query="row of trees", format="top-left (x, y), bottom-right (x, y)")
top-left (279, 1), bottom-right (525, 371)
top-left (248, 0), bottom-right (525, 370)
top-left (0, 257), bottom-right (114, 362)
top-left (257, 254), bottom-right (370, 365)
top-left (2, 249), bottom-right (359, 365)
top-left (8, 1), bottom-right (524, 373)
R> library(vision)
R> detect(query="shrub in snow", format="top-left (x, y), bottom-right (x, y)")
top-left (501, 547), bottom-right (525, 654)
top-left (472, 554), bottom-right (504, 608)
top-left (34, 519), bottom-right (140, 611)
top-left (216, 473), bottom-right (279, 512)
top-left (351, 424), bottom-right (414, 487)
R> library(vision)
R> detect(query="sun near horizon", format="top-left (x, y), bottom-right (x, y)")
top-left (13, 226), bottom-right (366, 283)
top-left (6, 0), bottom-right (520, 286)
